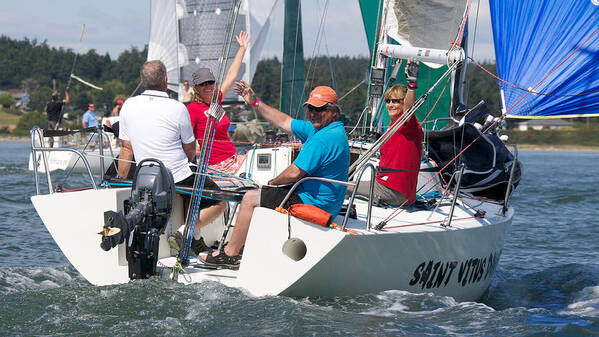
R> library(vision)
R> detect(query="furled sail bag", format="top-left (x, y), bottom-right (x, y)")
top-left (425, 102), bottom-right (522, 200)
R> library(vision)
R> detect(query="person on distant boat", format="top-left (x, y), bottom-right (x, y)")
top-left (180, 80), bottom-right (194, 105)
top-left (117, 60), bottom-right (227, 257)
top-left (103, 99), bottom-right (124, 146)
top-left (200, 84), bottom-right (350, 269)
top-left (81, 102), bottom-right (100, 147)
top-left (374, 60), bottom-right (423, 206)
top-left (45, 89), bottom-right (70, 147)
top-left (81, 102), bottom-right (98, 129)
top-left (103, 99), bottom-right (123, 130)
top-left (187, 31), bottom-right (250, 174)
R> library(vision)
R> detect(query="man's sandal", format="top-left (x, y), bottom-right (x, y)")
top-left (202, 248), bottom-right (241, 270)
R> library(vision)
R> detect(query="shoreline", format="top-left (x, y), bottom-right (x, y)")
top-left (515, 144), bottom-right (599, 153)
top-left (0, 136), bottom-right (29, 143)
top-left (1, 136), bottom-right (598, 152)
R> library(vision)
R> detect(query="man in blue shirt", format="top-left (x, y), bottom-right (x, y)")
top-left (202, 84), bottom-right (349, 269)
top-left (81, 102), bottom-right (99, 128)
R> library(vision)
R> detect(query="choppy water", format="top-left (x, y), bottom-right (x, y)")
top-left (1, 142), bottom-right (598, 336)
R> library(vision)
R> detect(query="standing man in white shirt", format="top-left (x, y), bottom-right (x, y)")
top-left (118, 60), bottom-right (226, 256)
top-left (180, 80), bottom-right (194, 106)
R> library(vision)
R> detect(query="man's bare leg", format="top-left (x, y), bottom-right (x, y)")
top-left (192, 201), bottom-right (227, 238)
top-left (219, 189), bottom-right (259, 257)
top-left (179, 200), bottom-right (227, 238)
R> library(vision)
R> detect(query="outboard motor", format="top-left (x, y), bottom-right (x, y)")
top-left (100, 159), bottom-right (175, 280)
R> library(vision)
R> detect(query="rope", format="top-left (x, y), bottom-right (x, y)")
top-left (170, 261), bottom-right (191, 283)
top-left (381, 216), bottom-right (477, 231)
top-left (178, 1), bottom-right (242, 267)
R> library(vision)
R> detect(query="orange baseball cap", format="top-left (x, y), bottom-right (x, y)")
top-left (304, 86), bottom-right (338, 107)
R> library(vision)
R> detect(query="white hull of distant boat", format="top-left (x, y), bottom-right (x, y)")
top-left (28, 147), bottom-right (120, 174)
top-left (31, 170), bottom-right (512, 302)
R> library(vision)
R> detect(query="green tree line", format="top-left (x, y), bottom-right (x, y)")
top-left (1, 35), bottom-right (505, 136)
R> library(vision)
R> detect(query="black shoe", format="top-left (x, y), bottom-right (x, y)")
top-left (191, 237), bottom-right (208, 256)
top-left (168, 232), bottom-right (183, 256)
top-left (203, 248), bottom-right (241, 270)
top-left (169, 232), bottom-right (208, 257)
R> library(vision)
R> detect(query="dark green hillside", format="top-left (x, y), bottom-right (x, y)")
top-left (4, 34), bottom-right (596, 144)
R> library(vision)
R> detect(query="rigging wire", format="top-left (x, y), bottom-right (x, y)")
top-left (470, 56), bottom-right (599, 97)
top-left (378, 29), bottom-right (599, 228)
top-left (66, 24), bottom-right (85, 90)
top-left (177, 0), bottom-right (242, 267)
top-left (304, 0), bottom-right (331, 92)
top-left (289, 0), bottom-right (303, 118)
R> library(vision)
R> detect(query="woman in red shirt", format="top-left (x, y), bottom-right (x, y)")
top-left (187, 31), bottom-right (249, 171)
top-left (375, 82), bottom-right (423, 206)
top-left (371, 60), bottom-right (423, 206)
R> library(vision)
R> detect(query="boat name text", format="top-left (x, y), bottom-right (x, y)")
top-left (409, 250), bottom-right (502, 289)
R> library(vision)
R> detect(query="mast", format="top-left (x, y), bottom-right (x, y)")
top-left (361, 0), bottom-right (468, 132)
top-left (280, 0), bottom-right (305, 119)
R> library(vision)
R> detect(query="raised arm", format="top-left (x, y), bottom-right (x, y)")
top-left (234, 80), bottom-right (293, 133)
top-left (403, 87), bottom-right (416, 111)
top-left (219, 31), bottom-right (250, 98)
top-left (403, 59), bottom-right (418, 112)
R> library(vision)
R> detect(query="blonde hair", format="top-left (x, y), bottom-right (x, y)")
top-left (384, 84), bottom-right (408, 100)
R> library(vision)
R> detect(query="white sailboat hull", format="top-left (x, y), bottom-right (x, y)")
top-left (32, 185), bottom-right (512, 302)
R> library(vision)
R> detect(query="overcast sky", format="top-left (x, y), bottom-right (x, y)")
top-left (0, 0), bottom-right (495, 61)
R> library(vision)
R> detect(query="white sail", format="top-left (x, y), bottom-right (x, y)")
top-left (248, 0), bottom-right (279, 84)
top-left (147, 0), bottom-right (275, 101)
top-left (382, 0), bottom-right (468, 67)
top-left (147, 0), bottom-right (187, 92)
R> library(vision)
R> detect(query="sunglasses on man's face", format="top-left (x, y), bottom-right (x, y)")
top-left (306, 105), bottom-right (329, 113)
top-left (198, 81), bottom-right (215, 86)
top-left (385, 98), bottom-right (404, 104)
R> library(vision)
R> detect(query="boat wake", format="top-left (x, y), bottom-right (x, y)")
top-left (0, 266), bottom-right (86, 295)
top-left (486, 263), bottom-right (599, 313)
top-left (560, 285), bottom-right (599, 318)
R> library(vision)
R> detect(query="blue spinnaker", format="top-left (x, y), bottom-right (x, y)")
top-left (490, 0), bottom-right (599, 118)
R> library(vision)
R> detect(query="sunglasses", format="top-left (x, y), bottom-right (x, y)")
top-left (385, 99), bottom-right (404, 104)
top-left (307, 105), bottom-right (329, 113)
top-left (198, 81), bottom-right (215, 86)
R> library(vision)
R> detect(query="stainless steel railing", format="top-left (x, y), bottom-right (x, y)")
top-left (277, 162), bottom-right (377, 232)
top-left (30, 126), bottom-right (97, 195)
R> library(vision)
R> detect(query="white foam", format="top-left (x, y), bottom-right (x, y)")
top-left (0, 266), bottom-right (80, 294)
top-left (559, 285), bottom-right (599, 318)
